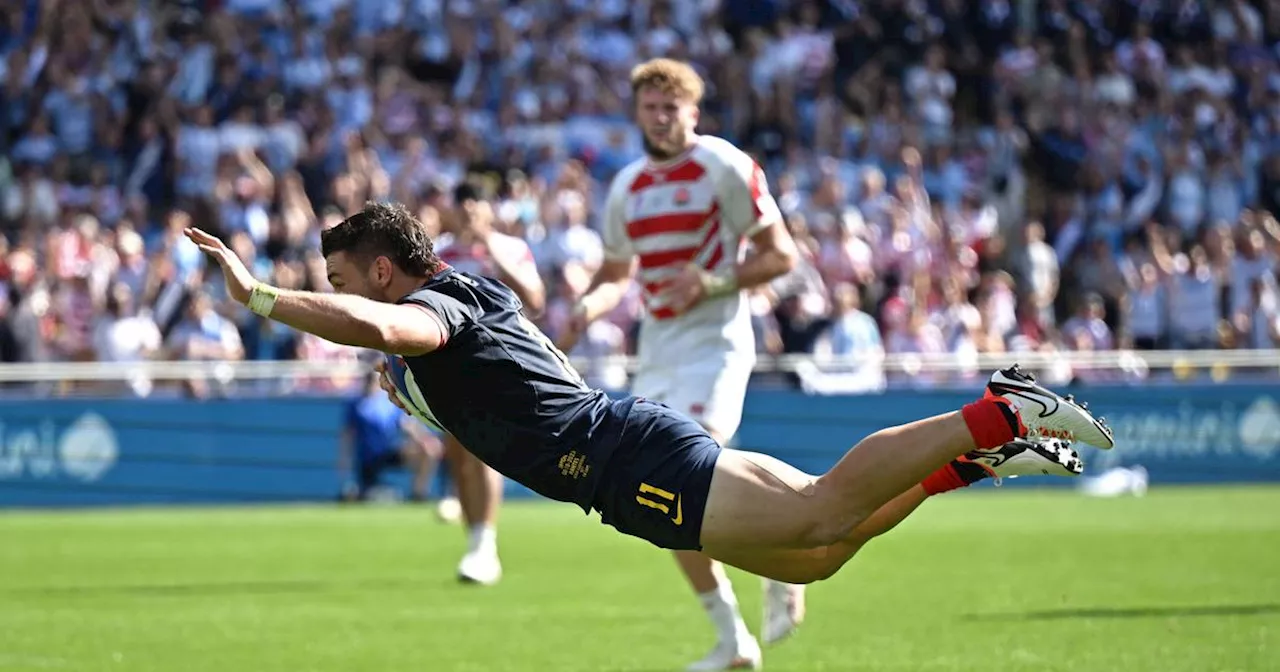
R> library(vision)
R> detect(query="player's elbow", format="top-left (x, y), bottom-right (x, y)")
top-left (752, 220), bottom-right (799, 279)
top-left (373, 308), bottom-right (445, 356)
top-left (376, 332), bottom-right (436, 357)
top-left (521, 285), bottom-right (547, 317)
top-left (770, 235), bottom-right (800, 276)
top-left (779, 243), bottom-right (799, 274)
top-left (375, 323), bottom-right (441, 356)
top-left (597, 258), bottom-right (636, 287)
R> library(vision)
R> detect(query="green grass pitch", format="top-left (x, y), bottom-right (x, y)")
top-left (1, 486), bottom-right (1277, 671)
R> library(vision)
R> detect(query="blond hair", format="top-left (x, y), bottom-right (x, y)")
top-left (629, 58), bottom-right (705, 103)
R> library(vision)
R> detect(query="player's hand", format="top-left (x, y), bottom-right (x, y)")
top-left (901, 145), bottom-right (922, 170)
top-left (555, 303), bottom-right (589, 352)
top-left (373, 360), bottom-right (410, 413)
top-left (664, 264), bottom-right (707, 315)
top-left (183, 228), bottom-right (256, 305)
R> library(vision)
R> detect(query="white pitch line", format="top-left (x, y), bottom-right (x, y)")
top-left (0, 654), bottom-right (71, 669)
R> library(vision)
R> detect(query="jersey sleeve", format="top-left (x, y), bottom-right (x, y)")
top-left (718, 149), bottom-right (783, 238)
top-left (504, 235), bottom-right (538, 274)
top-left (601, 174), bottom-right (636, 261)
top-left (396, 289), bottom-right (473, 348)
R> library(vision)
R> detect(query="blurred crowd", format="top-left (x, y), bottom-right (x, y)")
top-left (1, 0), bottom-right (1280, 393)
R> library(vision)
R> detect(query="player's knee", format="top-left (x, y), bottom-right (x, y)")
top-left (781, 548), bottom-right (848, 584)
top-left (793, 564), bottom-right (837, 584)
top-left (811, 544), bottom-right (862, 582)
top-left (773, 568), bottom-right (824, 585)
top-left (753, 558), bottom-right (828, 585)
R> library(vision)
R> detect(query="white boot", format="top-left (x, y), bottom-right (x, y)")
top-left (686, 635), bottom-right (762, 671)
top-left (761, 580), bottom-right (805, 645)
top-left (456, 524), bottom-right (501, 585)
top-left (686, 580), bottom-right (762, 671)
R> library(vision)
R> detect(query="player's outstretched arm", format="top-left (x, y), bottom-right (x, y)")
top-left (185, 227), bottom-right (444, 356)
top-left (257, 289), bottom-right (445, 355)
top-left (558, 257), bottom-right (635, 351)
top-left (578, 257), bottom-right (635, 323)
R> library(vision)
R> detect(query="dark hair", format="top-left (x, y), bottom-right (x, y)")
top-left (320, 201), bottom-right (439, 276)
top-left (453, 182), bottom-right (481, 205)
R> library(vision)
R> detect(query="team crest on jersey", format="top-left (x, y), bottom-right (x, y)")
top-left (673, 187), bottom-right (690, 205)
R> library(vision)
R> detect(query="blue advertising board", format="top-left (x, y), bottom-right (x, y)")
top-left (733, 385), bottom-right (1280, 486)
top-left (1, 384), bottom-right (1278, 508)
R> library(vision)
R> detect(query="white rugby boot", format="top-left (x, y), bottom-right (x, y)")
top-left (761, 580), bottom-right (805, 645)
top-left (958, 437), bottom-right (1085, 485)
top-left (686, 635), bottom-right (762, 671)
top-left (457, 547), bottom-right (502, 585)
top-left (982, 364), bottom-right (1115, 449)
top-left (457, 525), bottom-right (502, 586)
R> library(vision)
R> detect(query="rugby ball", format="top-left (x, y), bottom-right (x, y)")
top-left (384, 354), bottom-right (444, 431)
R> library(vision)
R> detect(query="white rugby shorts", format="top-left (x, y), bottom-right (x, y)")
top-left (629, 352), bottom-right (754, 443)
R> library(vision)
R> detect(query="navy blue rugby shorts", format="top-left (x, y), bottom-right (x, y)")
top-left (590, 397), bottom-right (723, 552)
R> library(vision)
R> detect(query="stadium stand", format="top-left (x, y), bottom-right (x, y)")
top-left (0, 0), bottom-right (1277, 398)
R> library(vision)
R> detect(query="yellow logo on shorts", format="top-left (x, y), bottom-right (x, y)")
top-left (559, 451), bottom-right (591, 480)
top-left (637, 483), bottom-right (683, 526)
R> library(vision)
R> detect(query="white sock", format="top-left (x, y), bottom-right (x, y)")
top-left (468, 524), bottom-right (497, 554)
top-left (764, 578), bottom-right (797, 593)
top-left (697, 580), bottom-right (750, 644)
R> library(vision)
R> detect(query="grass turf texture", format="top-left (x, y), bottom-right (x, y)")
top-left (1, 486), bottom-right (1276, 671)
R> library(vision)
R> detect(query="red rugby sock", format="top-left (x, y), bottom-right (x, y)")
top-left (921, 463), bottom-right (967, 495)
top-left (921, 459), bottom-right (996, 495)
top-left (961, 398), bottom-right (1020, 450)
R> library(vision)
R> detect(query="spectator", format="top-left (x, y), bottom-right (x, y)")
top-left (818, 283), bottom-right (882, 358)
top-left (1062, 293), bottom-right (1115, 353)
top-left (1168, 244), bottom-right (1223, 349)
top-left (94, 282), bottom-right (161, 365)
top-left (1124, 261), bottom-right (1168, 350)
top-left (339, 371), bottom-right (439, 503)
top-left (165, 291), bottom-right (244, 363)
top-left (0, 0), bottom-right (1276, 397)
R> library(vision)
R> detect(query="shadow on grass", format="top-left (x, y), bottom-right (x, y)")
top-left (970, 603), bottom-right (1280, 621)
top-left (3, 577), bottom-right (441, 598)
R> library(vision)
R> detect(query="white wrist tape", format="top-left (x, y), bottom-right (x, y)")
top-left (248, 283), bottom-right (280, 317)
top-left (699, 268), bottom-right (739, 299)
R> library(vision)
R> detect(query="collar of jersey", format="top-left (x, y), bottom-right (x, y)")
top-left (645, 135), bottom-right (700, 170)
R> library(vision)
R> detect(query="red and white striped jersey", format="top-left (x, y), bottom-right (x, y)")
top-left (602, 134), bottom-right (781, 321)
top-left (602, 134), bottom-right (782, 362)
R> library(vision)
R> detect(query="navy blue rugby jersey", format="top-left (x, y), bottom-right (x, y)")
top-left (394, 267), bottom-right (617, 510)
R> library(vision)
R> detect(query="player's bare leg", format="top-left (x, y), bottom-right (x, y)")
top-left (403, 442), bottom-right (437, 502)
top-left (703, 486), bottom-right (927, 584)
top-left (698, 367), bottom-right (1112, 581)
top-left (402, 447), bottom-right (427, 501)
top-left (434, 458), bottom-right (463, 523)
top-left (401, 424), bottom-right (443, 502)
top-left (675, 430), bottom-right (764, 672)
top-left (675, 551), bottom-right (759, 671)
top-left (705, 437), bottom-right (1083, 582)
top-left (445, 433), bottom-right (503, 585)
